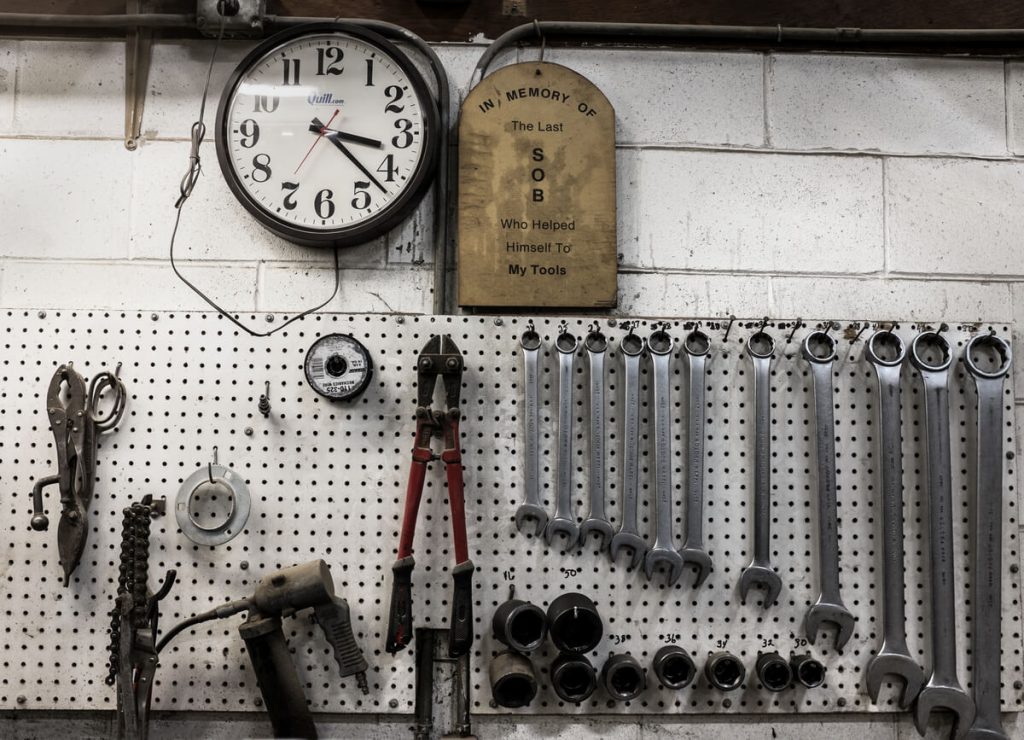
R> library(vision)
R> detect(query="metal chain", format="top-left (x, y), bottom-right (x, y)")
top-left (105, 506), bottom-right (137, 685)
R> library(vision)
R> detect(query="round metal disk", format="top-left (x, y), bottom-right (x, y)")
top-left (304, 334), bottom-right (373, 401)
top-left (175, 464), bottom-right (251, 546)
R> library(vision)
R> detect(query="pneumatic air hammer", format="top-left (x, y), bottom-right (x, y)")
top-left (159, 560), bottom-right (368, 740)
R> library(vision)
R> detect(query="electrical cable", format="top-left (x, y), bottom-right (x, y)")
top-left (168, 12), bottom-right (342, 338)
top-left (156, 599), bottom-right (251, 654)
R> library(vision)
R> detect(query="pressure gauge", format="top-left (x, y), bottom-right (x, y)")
top-left (304, 334), bottom-right (373, 400)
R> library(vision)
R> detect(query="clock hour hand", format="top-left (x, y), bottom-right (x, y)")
top-left (308, 122), bottom-right (382, 149)
top-left (324, 131), bottom-right (388, 194)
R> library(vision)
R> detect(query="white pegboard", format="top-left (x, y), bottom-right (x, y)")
top-left (0, 311), bottom-right (1019, 718)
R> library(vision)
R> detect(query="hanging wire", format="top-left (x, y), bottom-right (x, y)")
top-left (168, 12), bottom-right (341, 338)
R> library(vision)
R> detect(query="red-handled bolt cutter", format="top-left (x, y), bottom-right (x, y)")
top-left (386, 334), bottom-right (474, 657)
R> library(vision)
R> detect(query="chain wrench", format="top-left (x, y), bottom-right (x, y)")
top-left (515, 325), bottom-right (548, 537)
top-left (962, 333), bottom-right (1012, 740)
top-left (609, 330), bottom-right (647, 568)
top-left (802, 330), bottom-right (856, 650)
top-left (738, 330), bottom-right (783, 607)
top-left (911, 330), bottom-right (975, 739)
top-left (579, 328), bottom-right (614, 550)
top-left (644, 326), bottom-right (684, 585)
top-left (864, 330), bottom-right (924, 707)
top-left (680, 328), bottom-right (713, 586)
top-left (545, 326), bottom-right (580, 549)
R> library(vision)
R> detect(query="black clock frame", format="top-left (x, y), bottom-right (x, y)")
top-left (215, 22), bottom-right (440, 248)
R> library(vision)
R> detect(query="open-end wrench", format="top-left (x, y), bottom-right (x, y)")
top-left (963, 333), bottom-right (1012, 740)
top-left (738, 330), bottom-right (783, 607)
top-left (680, 328), bottom-right (713, 587)
top-left (545, 326), bottom-right (580, 549)
top-left (516, 325), bottom-right (548, 537)
top-left (609, 329), bottom-right (647, 569)
top-left (911, 330), bottom-right (976, 739)
top-left (802, 330), bottom-right (856, 650)
top-left (579, 328), bottom-right (614, 550)
top-left (644, 326), bottom-right (684, 586)
top-left (864, 330), bottom-right (924, 708)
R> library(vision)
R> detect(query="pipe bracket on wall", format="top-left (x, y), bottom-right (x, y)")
top-left (123, 0), bottom-right (152, 151)
top-left (196, 0), bottom-right (266, 39)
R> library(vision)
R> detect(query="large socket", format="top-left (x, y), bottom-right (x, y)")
top-left (652, 645), bottom-right (696, 690)
top-left (492, 598), bottom-right (547, 653)
top-left (602, 653), bottom-right (646, 701)
top-left (546, 593), bottom-right (603, 654)
top-left (704, 651), bottom-right (746, 691)
top-left (755, 652), bottom-right (793, 692)
top-left (550, 653), bottom-right (598, 703)
top-left (489, 651), bottom-right (538, 708)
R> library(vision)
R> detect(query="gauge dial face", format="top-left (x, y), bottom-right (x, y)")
top-left (216, 25), bottom-right (438, 246)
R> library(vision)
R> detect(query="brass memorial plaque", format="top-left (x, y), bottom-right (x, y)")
top-left (457, 62), bottom-right (617, 308)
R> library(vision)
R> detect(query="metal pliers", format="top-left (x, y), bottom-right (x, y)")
top-left (31, 362), bottom-right (127, 585)
top-left (386, 335), bottom-right (474, 658)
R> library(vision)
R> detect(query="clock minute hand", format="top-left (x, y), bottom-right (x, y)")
top-left (308, 123), bottom-right (382, 149)
top-left (324, 132), bottom-right (388, 194)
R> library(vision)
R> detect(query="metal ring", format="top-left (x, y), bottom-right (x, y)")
top-left (864, 330), bottom-right (906, 368)
top-left (745, 330), bottom-right (775, 359)
top-left (647, 329), bottom-right (673, 356)
top-left (801, 330), bottom-right (838, 364)
top-left (555, 331), bottom-right (579, 354)
top-left (684, 329), bottom-right (711, 357)
top-left (963, 333), bottom-right (1012, 380)
top-left (909, 331), bottom-right (952, 373)
top-left (175, 463), bottom-right (251, 546)
top-left (619, 333), bottom-right (645, 357)
top-left (520, 329), bottom-right (541, 352)
top-left (584, 330), bottom-right (608, 354)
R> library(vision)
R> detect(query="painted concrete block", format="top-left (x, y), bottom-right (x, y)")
top-left (260, 265), bottom-right (433, 314)
top-left (630, 150), bottom-right (883, 274)
top-left (544, 48), bottom-right (764, 146)
top-left (0, 40), bottom-right (15, 133)
top-left (0, 139), bottom-right (131, 259)
top-left (887, 157), bottom-right (1024, 277)
top-left (769, 54), bottom-right (1006, 155)
top-left (1009, 62), bottom-right (1024, 155)
top-left (617, 272), bottom-right (771, 318)
top-left (129, 141), bottom-right (385, 266)
top-left (15, 40), bottom-right (123, 138)
top-left (0, 260), bottom-right (257, 311)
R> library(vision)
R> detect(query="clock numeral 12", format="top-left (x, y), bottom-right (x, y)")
top-left (317, 47), bottom-right (343, 76)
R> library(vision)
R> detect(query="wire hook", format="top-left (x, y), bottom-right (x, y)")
top-left (723, 315), bottom-right (736, 343)
top-left (208, 446), bottom-right (218, 484)
top-left (851, 321), bottom-right (870, 344)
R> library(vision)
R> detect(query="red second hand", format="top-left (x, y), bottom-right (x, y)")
top-left (294, 108), bottom-right (340, 174)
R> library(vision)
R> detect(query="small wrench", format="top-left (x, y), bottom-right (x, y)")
top-left (963, 333), bottom-right (1012, 740)
top-left (738, 330), bottom-right (783, 607)
top-left (609, 330), bottom-right (647, 569)
top-left (545, 327), bottom-right (580, 549)
top-left (516, 326), bottom-right (548, 537)
top-left (680, 328), bottom-right (713, 587)
top-left (863, 330), bottom-right (924, 708)
top-left (579, 328), bottom-right (614, 550)
top-left (644, 327), bottom-right (684, 585)
top-left (802, 330), bottom-right (856, 650)
top-left (911, 330), bottom-right (975, 740)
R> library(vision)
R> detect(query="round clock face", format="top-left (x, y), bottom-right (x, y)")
top-left (216, 24), bottom-right (438, 247)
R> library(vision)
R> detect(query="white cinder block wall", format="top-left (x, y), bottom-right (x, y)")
top-left (1, 36), bottom-right (1023, 740)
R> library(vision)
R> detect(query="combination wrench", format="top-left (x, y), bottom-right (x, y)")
top-left (545, 326), bottom-right (580, 548)
top-left (609, 329), bottom-right (647, 568)
top-left (579, 328), bottom-right (614, 550)
top-left (864, 330), bottom-right (924, 708)
top-left (963, 333), bottom-right (1012, 740)
top-left (911, 330), bottom-right (975, 739)
top-left (802, 330), bottom-right (856, 650)
top-left (644, 326), bottom-right (684, 585)
top-left (738, 330), bottom-right (783, 607)
top-left (515, 325), bottom-right (548, 537)
top-left (680, 328), bottom-right (713, 586)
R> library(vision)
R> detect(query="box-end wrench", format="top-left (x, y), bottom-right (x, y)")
top-left (515, 326), bottom-right (548, 537)
top-left (738, 330), bottom-right (783, 607)
top-left (545, 327), bottom-right (580, 549)
top-left (609, 330), bottom-right (647, 569)
top-left (579, 328), bottom-right (614, 550)
top-left (864, 330), bottom-right (924, 708)
top-left (802, 330), bottom-right (856, 650)
top-left (963, 333), bottom-right (1012, 740)
top-left (911, 330), bottom-right (976, 740)
top-left (644, 327), bottom-right (684, 586)
top-left (680, 328), bottom-right (713, 587)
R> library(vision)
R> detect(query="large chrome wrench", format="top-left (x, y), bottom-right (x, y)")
top-left (515, 326), bottom-right (548, 537)
top-left (864, 330), bottom-right (924, 708)
top-left (644, 327), bottom-right (684, 585)
top-left (680, 328), bottom-right (713, 587)
top-left (802, 330), bottom-right (856, 650)
top-left (545, 328), bottom-right (580, 549)
top-left (609, 331), bottom-right (647, 569)
top-left (579, 328), bottom-right (613, 550)
top-left (963, 333), bottom-right (1012, 740)
top-left (738, 330), bottom-right (782, 607)
top-left (911, 330), bottom-right (975, 740)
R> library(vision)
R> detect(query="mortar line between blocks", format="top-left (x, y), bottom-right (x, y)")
top-left (762, 52), bottom-right (772, 148)
top-left (254, 261), bottom-right (265, 312)
top-left (881, 157), bottom-right (889, 275)
top-left (1005, 60), bottom-right (1014, 155)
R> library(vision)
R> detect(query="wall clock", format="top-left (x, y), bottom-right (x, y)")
top-left (215, 23), bottom-right (439, 247)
